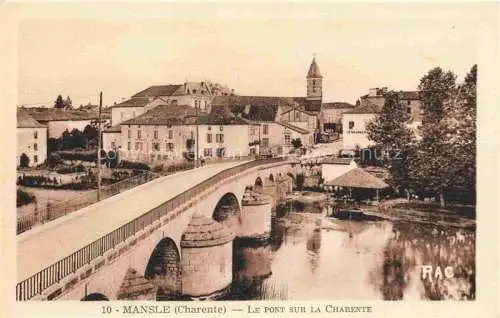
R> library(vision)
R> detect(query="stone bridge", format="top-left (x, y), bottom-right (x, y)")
top-left (16, 158), bottom-right (301, 301)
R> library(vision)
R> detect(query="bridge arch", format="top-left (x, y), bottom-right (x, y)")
top-left (81, 293), bottom-right (109, 301)
top-left (268, 173), bottom-right (275, 184)
top-left (144, 237), bottom-right (181, 299)
top-left (213, 192), bottom-right (241, 231)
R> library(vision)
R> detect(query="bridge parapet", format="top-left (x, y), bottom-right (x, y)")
top-left (17, 157), bottom-right (289, 301)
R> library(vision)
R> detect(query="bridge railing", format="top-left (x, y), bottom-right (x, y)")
top-left (16, 157), bottom-right (286, 301)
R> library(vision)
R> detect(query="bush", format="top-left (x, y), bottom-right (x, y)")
top-left (57, 150), bottom-right (97, 162)
top-left (47, 153), bottom-right (64, 168)
top-left (152, 165), bottom-right (164, 173)
top-left (165, 162), bottom-right (195, 173)
top-left (17, 189), bottom-right (35, 207)
top-left (56, 164), bottom-right (86, 174)
top-left (291, 138), bottom-right (302, 149)
top-left (118, 160), bottom-right (151, 171)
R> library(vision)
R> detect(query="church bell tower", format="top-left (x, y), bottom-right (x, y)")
top-left (306, 56), bottom-right (323, 101)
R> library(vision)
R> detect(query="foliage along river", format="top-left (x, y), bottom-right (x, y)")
top-left (226, 202), bottom-right (475, 301)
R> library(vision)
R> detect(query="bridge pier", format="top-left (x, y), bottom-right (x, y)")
top-left (180, 214), bottom-right (234, 299)
top-left (239, 192), bottom-right (272, 242)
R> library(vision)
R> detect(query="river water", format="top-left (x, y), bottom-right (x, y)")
top-left (227, 204), bottom-right (475, 301)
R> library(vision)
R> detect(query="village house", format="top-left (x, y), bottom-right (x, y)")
top-left (321, 102), bottom-right (356, 133)
top-left (17, 109), bottom-right (48, 167)
top-left (111, 104), bottom-right (260, 164)
top-left (211, 96), bottom-right (315, 155)
top-left (359, 87), bottom-right (423, 124)
top-left (22, 107), bottom-right (100, 139)
top-left (341, 104), bottom-right (379, 150)
top-left (110, 81), bottom-right (234, 127)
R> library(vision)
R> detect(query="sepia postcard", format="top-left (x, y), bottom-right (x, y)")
top-left (0, 1), bottom-right (499, 317)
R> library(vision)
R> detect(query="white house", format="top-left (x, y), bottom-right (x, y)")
top-left (115, 104), bottom-right (260, 164)
top-left (341, 105), bottom-right (379, 149)
top-left (17, 109), bottom-right (48, 167)
top-left (23, 108), bottom-right (98, 139)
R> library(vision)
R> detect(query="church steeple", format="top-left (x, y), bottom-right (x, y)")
top-left (307, 55), bottom-right (322, 100)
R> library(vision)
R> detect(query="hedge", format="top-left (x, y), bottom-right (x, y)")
top-left (118, 160), bottom-right (151, 171)
top-left (17, 189), bottom-right (35, 207)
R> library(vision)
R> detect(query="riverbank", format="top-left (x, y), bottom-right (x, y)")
top-left (359, 205), bottom-right (476, 230)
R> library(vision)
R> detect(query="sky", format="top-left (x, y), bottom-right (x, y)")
top-left (16, 3), bottom-right (482, 107)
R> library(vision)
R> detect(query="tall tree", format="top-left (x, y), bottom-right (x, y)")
top-left (448, 65), bottom-right (477, 201)
top-left (54, 95), bottom-right (65, 109)
top-left (409, 67), bottom-right (457, 208)
top-left (64, 96), bottom-right (73, 109)
top-left (366, 92), bottom-right (415, 192)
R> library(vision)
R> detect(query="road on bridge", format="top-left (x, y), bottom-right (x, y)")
top-left (17, 161), bottom-right (248, 282)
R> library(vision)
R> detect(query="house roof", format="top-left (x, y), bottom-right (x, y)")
top-left (307, 57), bottom-right (322, 78)
top-left (322, 102), bottom-right (355, 109)
top-left (103, 124), bottom-right (122, 133)
top-left (121, 104), bottom-right (198, 126)
top-left (23, 108), bottom-right (98, 122)
top-left (325, 168), bottom-right (389, 189)
top-left (343, 104), bottom-right (380, 114)
top-left (321, 158), bottom-right (354, 165)
top-left (396, 91), bottom-right (420, 100)
top-left (213, 95), bottom-right (300, 122)
top-left (278, 121), bottom-right (310, 134)
top-left (111, 97), bottom-right (150, 108)
top-left (304, 99), bottom-right (322, 112)
top-left (361, 90), bottom-right (420, 101)
top-left (131, 85), bottom-right (183, 98)
top-left (281, 107), bottom-right (318, 117)
top-left (17, 109), bottom-right (46, 128)
top-left (200, 105), bottom-right (256, 126)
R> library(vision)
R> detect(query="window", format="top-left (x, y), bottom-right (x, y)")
top-left (295, 111), bottom-right (299, 120)
top-left (407, 107), bottom-right (412, 114)
top-left (168, 130), bottom-right (173, 139)
top-left (128, 130), bottom-right (131, 139)
top-left (313, 79), bottom-right (316, 86)
top-left (263, 124), bottom-right (269, 135)
top-left (34, 131), bottom-right (38, 139)
top-left (127, 142), bottom-right (131, 150)
top-left (135, 142), bottom-right (143, 151)
top-left (216, 133), bottom-right (224, 143)
top-left (137, 130), bottom-right (142, 139)
top-left (111, 142), bottom-right (116, 149)
top-left (204, 148), bottom-right (213, 157)
top-left (284, 135), bottom-right (291, 144)
top-left (34, 155), bottom-right (38, 163)
top-left (262, 138), bottom-right (269, 147)
top-left (190, 131), bottom-right (194, 139)
top-left (407, 100), bottom-right (411, 105)
top-left (152, 142), bottom-right (160, 151)
top-left (208, 126), bottom-right (212, 131)
top-left (349, 121), bottom-right (355, 130)
top-left (207, 133), bottom-right (213, 143)
top-left (34, 143), bottom-right (38, 151)
top-left (153, 130), bottom-right (158, 139)
top-left (166, 143), bottom-right (174, 151)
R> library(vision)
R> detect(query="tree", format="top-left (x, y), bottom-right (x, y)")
top-left (47, 152), bottom-right (63, 168)
top-left (64, 96), bottom-right (73, 109)
top-left (447, 65), bottom-right (477, 202)
top-left (291, 137), bottom-right (302, 149)
top-left (83, 124), bottom-right (98, 148)
top-left (54, 95), bottom-right (65, 109)
top-left (20, 153), bottom-right (30, 167)
top-left (408, 67), bottom-right (457, 208)
top-left (366, 91), bottom-right (416, 192)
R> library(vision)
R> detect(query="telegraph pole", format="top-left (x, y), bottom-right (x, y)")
top-left (97, 91), bottom-right (102, 201)
top-left (196, 102), bottom-right (199, 168)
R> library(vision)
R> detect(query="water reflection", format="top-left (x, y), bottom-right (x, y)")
top-left (227, 203), bottom-right (475, 301)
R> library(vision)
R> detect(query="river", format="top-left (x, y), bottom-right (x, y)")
top-left (227, 203), bottom-right (476, 301)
